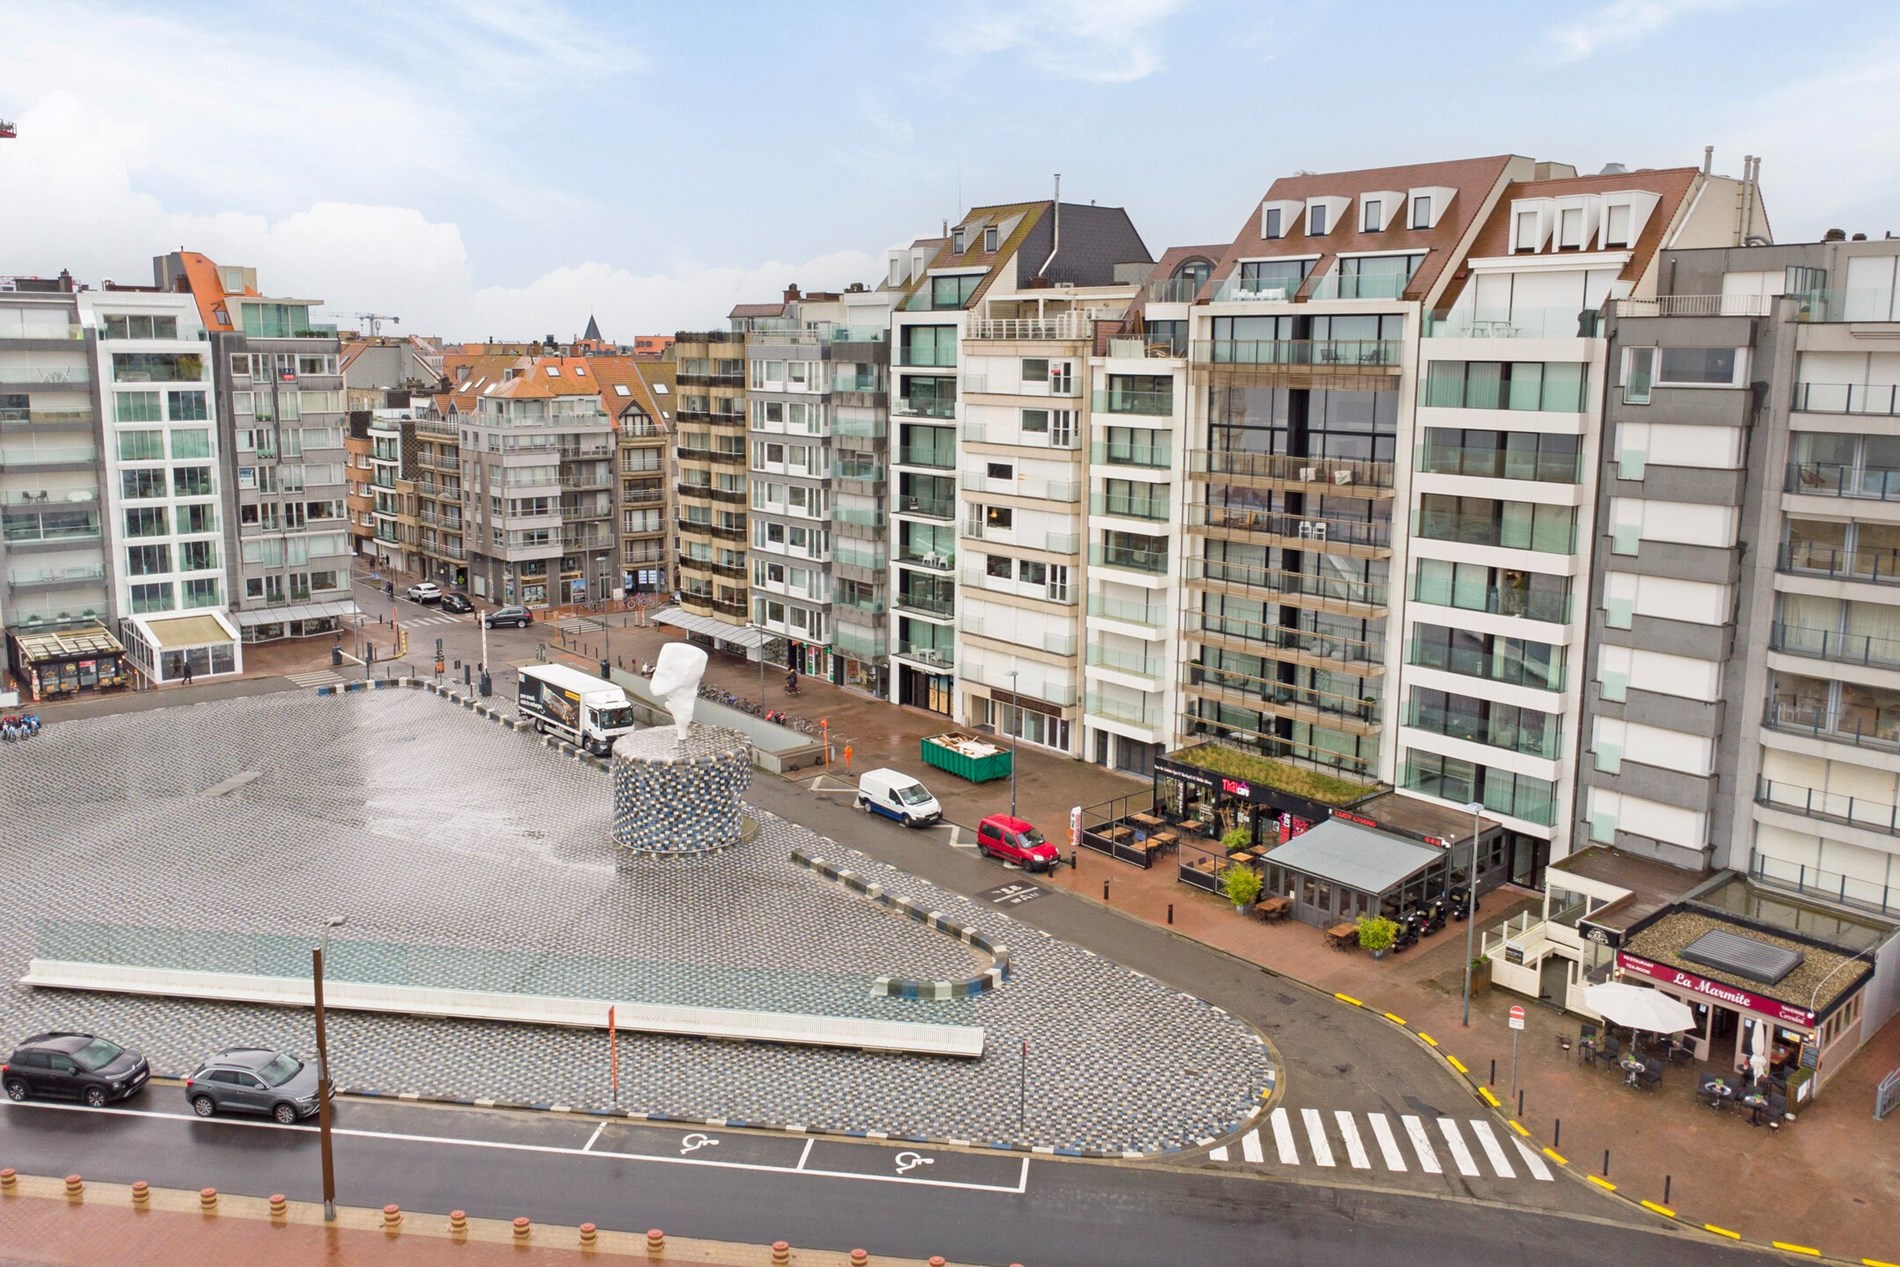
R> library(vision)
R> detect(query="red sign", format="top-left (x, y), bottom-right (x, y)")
top-left (1333, 811), bottom-right (1378, 829)
top-left (1509, 1005), bottom-right (1525, 1020)
top-left (1615, 952), bottom-right (1816, 1029)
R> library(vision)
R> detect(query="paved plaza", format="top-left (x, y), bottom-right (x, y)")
top-left (0, 689), bottom-right (1272, 1152)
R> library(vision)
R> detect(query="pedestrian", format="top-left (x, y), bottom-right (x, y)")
top-left (181, 659), bottom-right (194, 686)
top-left (842, 744), bottom-right (853, 772)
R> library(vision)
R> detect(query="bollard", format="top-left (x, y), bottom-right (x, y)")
top-left (1664, 1174), bottom-right (1672, 1205)
top-left (63, 1174), bottom-right (83, 1202)
top-left (580, 1222), bottom-right (598, 1249)
top-left (646, 1228), bottom-right (665, 1255)
top-left (930, 1258), bottom-right (946, 1267)
top-left (199, 1187), bottom-right (218, 1214)
top-left (1517, 1089), bottom-right (1524, 1116)
top-left (1, 1168), bottom-right (18, 1194)
top-left (383, 1204), bottom-right (402, 1233)
top-left (850, 1252), bottom-right (869, 1267)
top-left (1489, 1058), bottom-right (1496, 1086)
top-left (133, 1182), bottom-right (152, 1211)
top-left (1167, 903), bottom-right (1174, 925)
top-left (1602, 1149), bottom-right (1610, 1177)
top-left (1554, 1118), bottom-right (1561, 1149)
top-left (513, 1216), bottom-right (532, 1242)
top-left (266, 1193), bottom-right (285, 1220)
top-left (1103, 879), bottom-right (1110, 901)
top-left (771, 1242), bottom-right (791, 1267)
top-left (449, 1210), bottom-right (469, 1239)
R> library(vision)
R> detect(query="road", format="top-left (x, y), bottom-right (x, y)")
top-left (0, 1098), bottom-right (1773, 1266)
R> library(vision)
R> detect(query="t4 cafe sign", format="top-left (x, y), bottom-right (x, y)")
top-left (1615, 952), bottom-right (1816, 1028)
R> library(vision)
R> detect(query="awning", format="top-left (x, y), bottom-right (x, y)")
top-left (654, 608), bottom-right (765, 648)
top-left (235, 599), bottom-right (359, 629)
top-left (134, 611), bottom-right (239, 650)
top-left (1262, 817), bottom-right (1444, 895)
top-left (10, 622), bottom-right (124, 662)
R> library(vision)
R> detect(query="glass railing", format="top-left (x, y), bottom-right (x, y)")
top-left (1090, 389), bottom-right (1175, 416)
top-left (897, 546), bottom-right (955, 571)
top-left (0, 445), bottom-right (96, 466)
top-left (1192, 612), bottom-right (1384, 665)
top-left (1187, 664), bottom-right (1379, 726)
top-left (1421, 374), bottom-right (1589, 412)
top-left (1, 513), bottom-right (102, 543)
top-left (896, 445), bottom-right (955, 469)
top-left (1091, 492), bottom-right (1170, 521)
top-left (895, 395), bottom-right (956, 419)
top-left (897, 346), bottom-right (958, 368)
top-left (1407, 635), bottom-right (1562, 692)
top-left (1763, 697), bottom-right (1900, 752)
top-left (5, 564), bottom-right (105, 587)
top-left (1786, 462), bottom-right (1900, 501)
top-left (1412, 508), bottom-right (1576, 554)
top-left (1198, 505), bottom-right (1393, 549)
top-left (1187, 449), bottom-right (1394, 489)
top-left (1417, 444), bottom-right (1583, 484)
top-left (1306, 271), bottom-right (1411, 301)
top-left (895, 585), bottom-right (956, 616)
top-left (1771, 621), bottom-right (1900, 669)
top-left (963, 619), bottom-right (1075, 656)
top-left (0, 315), bottom-right (84, 341)
top-left (1792, 382), bottom-right (1900, 416)
top-left (1192, 339), bottom-right (1401, 368)
top-left (1145, 278), bottom-right (1203, 304)
top-left (834, 626), bottom-right (888, 660)
top-left (832, 543), bottom-right (888, 571)
top-left (1423, 307), bottom-right (1607, 339)
top-left (1088, 595), bottom-right (1168, 627)
top-left (1211, 276), bottom-right (1307, 303)
top-left (1407, 572), bottom-right (1569, 623)
top-left (833, 416), bottom-right (887, 441)
top-left (895, 494), bottom-right (954, 519)
top-left (1085, 691), bottom-right (1166, 728)
top-left (1090, 543), bottom-right (1169, 575)
top-left (896, 639), bottom-right (955, 667)
top-left (1400, 763), bottom-right (1555, 827)
top-left (1757, 775), bottom-right (1900, 837)
top-left (0, 407), bottom-right (96, 428)
top-left (1085, 644), bottom-right (1165, 678)
top-left (1190, 557), bottom-right (1389, 608)
top-left (834, 461), bottom-right (884, 483)
top-left (1779, 540), bottom-right (1900, 586)
top-left (1793, 288), bottom-right (1900, 323)
top-left (1091, 439), bottom-right (1172, 469)
top-left (0, 366), bottom-right (89, 385)
top-left (1404, 699), bottom-right (1561, 760)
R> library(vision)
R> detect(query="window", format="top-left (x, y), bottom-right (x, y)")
top-left (930, 273), bottom-right (981, 310)
top-left (111, 352), bottom-right (203, 383)
top-left (115, 391), bottom-right (161, 423)
top-left (1020, 408), bottom-right (1049, 435)
top-left (179, 540), bottom-right (218, 571)
top-left (987, 554), bottom-right (1013, 579)
top-left (1308, 204), bottom-right (1329, 236)
top-left (101, 313), bottom-right (178, 340)
top-left (1361, 199), bottom-right (1383, 232)
top-left (1238, 259), bottom-right (1313, 295)
top-left (985, 505), bottom-right (1013, 530)
top-left (1514, 210), bottom-right (1541, 252)
top-left (116, 429), bottom-right (164, 461)
top-left (178, 504), bottom-right (216, 533)
top-left (122, 507), bottom-right (168, 538)
top-left (952, 227), bottom-right (966, 253)
top-left (984, 225), bottom-right (998, 252)
top-left (1604, 204), bottom-right (1632, 247)
top-left (173, 466), bottom-right (213, 497)
top-left (903, 325), bottom-right (957, 368)
top-left (1424, 360), bottom-right (1588, 412)
top-left (166, 390), bottom-right (207, 421)
top-left (1657, 347), bottom-right (1741, 387)
top-left (1262, 207), bottom-right (1283, 239)
top-left (1558, 207), bottom-right (1585, 250)
top-left (987, 462), bottom-right (1014, 480)
top-left (1022, 359), bottom-right (1049, 383)
top-left (126, 544), bottom-right (171, 576)
top-left (170, 428), bottom-right (211, 459)
top-left (182, 577), bottom-right (220, 609)
top-left (1623, 347), bottom-right (1655, 404)
top-left (120, 469), bottom-right (168, 500)
top-left (1410, 195), bottom-right (1432, 229)
top-left (130, 582), bottom-right (174, 614)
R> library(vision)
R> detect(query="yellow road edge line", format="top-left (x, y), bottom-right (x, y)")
top-left (1381, 1012), bottom-right (1406, 1025)
top-left (1772, 1244), bottom-right (1820, 1257)
top-left (1333, 993), bottom-right (1363, 1007)
top-left (1542, 1147), bottom-right (1567, 1165)
top-left (1478, 1088), bottom-right (1500, 1107)
top-left (1703, 1224), bottom-right (1741, 1240)
top-left (1506, 1119), bottom-right (1530, 1136)
top-left (1860, 1258), bottom-right (1900, 1267)
top-left (1445, 1055), bottom-right (1468, 1074)
top-left (1586, 1175), bottom-right (1617, 1192)
top-left (1639, 1200), bottom-right (1675, 1218)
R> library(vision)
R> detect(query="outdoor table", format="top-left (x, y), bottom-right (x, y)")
top-left (1106, 825), bottom-right (1134, 843)
top-left (1577, 1037), bottom-right (1597, 1066)
top-left (1742, 1093), bottom-right (1769, 1126)
top-left (1255, 895), bottom-right (1292, 924)
top-left (1131, 813), bottom-right (1163, 830)
top-left (1619, 1056), bottom-right (1646, 1088)
top-left (1706, 1081), bottom-right (1736, 1110)
top-left (1149, 830), bottom-right (1177, 851)
top-left (1325, 922), bottom-right (1358, 951)
top-left (1180, 819), bottom-right (1207, 835)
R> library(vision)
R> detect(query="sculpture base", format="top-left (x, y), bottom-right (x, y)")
top-left (611, 725), bottom-right (752, 855)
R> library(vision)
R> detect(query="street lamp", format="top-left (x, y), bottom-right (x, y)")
top-left (1007, 666), bottom-right (1020, 818)
top-left (1460, 802), bottom-right (1483, 1027)
top-left (747, 623), bottom-right (766, 706)
top-left (315, 914), bottom-right (346, 1222)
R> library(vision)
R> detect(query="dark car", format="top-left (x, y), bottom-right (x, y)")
top-left (483, 605), bottom-right (532, 629)
top-left (440, 592), bottom-right (473, 614)
top-left (4, 1032), bottom-right (150, 1107)
top-left (185, 1047), bottom-right (325, 1124)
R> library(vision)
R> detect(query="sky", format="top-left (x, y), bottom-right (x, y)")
top-left (1, 0), bottom-right (1896, 341)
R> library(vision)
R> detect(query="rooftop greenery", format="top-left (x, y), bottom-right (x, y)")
top-left (1167, 743), bottom-right (1376, 807)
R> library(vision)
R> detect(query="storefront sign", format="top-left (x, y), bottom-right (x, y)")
top-left (1332, 811), bottom-right (1378, 829)
top-left (1616, 952), bottom-right (1816, 1028)
top-left (1222, 777), bottom-right (1251, 798)
top-left (1155, 757), bottom-right (1217, 791)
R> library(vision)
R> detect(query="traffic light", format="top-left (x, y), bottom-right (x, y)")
top-left (435, 637), bottom-right (444, 658)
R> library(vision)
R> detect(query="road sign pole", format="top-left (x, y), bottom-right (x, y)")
top-left (1507, 1003), bottom-right (1526, 1098)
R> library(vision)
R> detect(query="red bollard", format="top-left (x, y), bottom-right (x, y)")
top-left (646, 1228), bottom-right (666, 1255)
top-left (772, 1241), bottom-right (791, 1266)
top-left (382, 1204), bottom-right (402, 1233)
top-left (199, 1187), bottom-right (218, 1214)
top-left (513, 1216), bottom-right (532, 1242)
top-left (266, 1193), bottom-right (285, 1220)
top-left (449, 1210), bottom-right (469, 1238)
top-left (579, 1222), bottom-right (598, 1249)
top-left (850, 1252), bottom-right (869, 1267)
top-left (63, 1174), bottom-right (83, 1202)
top-left (132, 1182), bottom-right (152, 1211)
top-left (0, 1169), bottom-right (17, 1194)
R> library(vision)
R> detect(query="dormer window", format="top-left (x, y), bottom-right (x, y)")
top-left (1604, 203), bottom-right (1632, 248)
top-left (952, 228), bottom-right (966, 254)
top-left (1362, 199), bottom-right (1383, 232)
top-left (1558, 207), bottom-right (1585, 250)
top-left (1309, 204), bottom-right (1329, 236)
top-left (1410, 195), bottom-right (1432, 229)
top-left (984, 226), bottom-right (998, 252)
top-left (1514, 209), bottom-right (1541, 253)
top-left (1263, 207), bottom-right (1284, 239)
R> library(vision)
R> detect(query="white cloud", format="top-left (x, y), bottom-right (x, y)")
top-left (936, 0), bottom-right (1186, 84)
top-left (1545, 0), bottom-right (1750, 63)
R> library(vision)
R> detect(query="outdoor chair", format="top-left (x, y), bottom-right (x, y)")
top-left (1599, 1035), bottom-right (1621, 1064)
top-left (1768, 1090), bottom-right (1788, 1120)
top-left (1639, 1059), bottom-right (1664, 1091)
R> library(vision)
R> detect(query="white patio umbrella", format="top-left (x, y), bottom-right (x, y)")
top-left (1583, 982), bottom-right (1696, 1038)
top-left (1750, 1018), bottom-right (1771, 1083)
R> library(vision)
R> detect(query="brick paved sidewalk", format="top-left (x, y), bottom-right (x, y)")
top-left (0, 1172), bottom-right (945, 1266)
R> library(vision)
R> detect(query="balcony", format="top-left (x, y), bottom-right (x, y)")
top-left (1091, 438), bottom-right (1172, 469)
top-left (712, 596), bottom-right (750, 619)
top-left (1419, 443), bottom-right (1583, 484)
top-left (621, 487), bottom-right (667, 506)
top-left (1, 511), bottom-right (102, 545)
top-left (1412, 507), bottom-right (1574, 555)
top-left (834, 625), bottom-right (888, 661)
top-left (1771, 621), bottom-right (1900, 670)
top-left (1763, 697), bottom-right (1900, 752)
top-left (1306, 271), bottom-right (1413, 301)
top-left (709, 520), bottom-right (747, 542)
top-left (1192, 339), bottom-right (1400, 370)
top-left (0, 407), bottom-right (96, 430)
top-left (1144, 278), bottom-right (1203, 305)
top-left (1787, 463), bottom-right (1900, 502)
top-left (965, 314), bottom-right (1095, 341)
top-left (1756, 775), bottom-right (1900, 838)
top-left (1190, 557), bottom-right (1389, 614)
top-left (1193, 504), bottom-right (1393, 551)
top-left (1423, 306), bottom-right (1608, 339)
top-left (896, 444), bottom-right (956, 470)
top-left (558, 473), bottom-right (614, 492)
top-left (1090, 491), bottom-right (1170, 522)
top-left (1779, 540), bottom-right (1900, 587)
top-left (1085, 644), bottom-right (1165, 679)
top-left (894, 395), bottom-right (957, 420)
top-left (1611, 294), bottom-right (1774, 319)
top-left (1085, 691), bottom-right (1166, 729)
top-left (834, 543), bottom-right (888, 571)
top-left (1187, 449), bottom-right (1394, 492)
top-left (1407, 572), bottom-right (1568, 624)
top-left (1090, 388), bottom-right (1174, 417)
top-left (963, 657), bottom-right (1078, 706)
top-left (1793, 382), bottom-right (1900, 417)
top-left (0, 366), bottom-right (90, 386)
top-left (0, 444), bottom-right (97, 471)
top-left (675, 370), bottom-right (746, 387)
top-left (833, 414), bottom-right (888, 439)
top-left (894, 583), bottom-right (955, 617)
top-left (897, 346), bottom-right (958, 368)
top-left (962, 618), bottom-right (1076, 657)
top-left (1185, 665), bottom-right (1379, 734)
top-left (896, 639), bottom-right (955, 668)
top-left (897, 546), bottom-right (955, 572)
top-left (5, 563), bottom-right (105, 592)
top-left (834, 461), bottom-right (884, 484)
top-left (833, 506), bottom-right (888, 530)
top-left (417, 452), bottom-right (461, 472)
top-left (1088, 594), bottom-right (1168, 628)
top-left (1191, 611), bottom-right (1384, 671)
top-left (1089, 543), bottom-right (1169, 576)
top-left (964, 474), bottom-right (1079, 503)
top-left (1789, 288), bottom-right (1900, 323)
top-left (1403, 698), bottom-right (1560, 760)
top-left (894, 494), bottom-right (954, 520)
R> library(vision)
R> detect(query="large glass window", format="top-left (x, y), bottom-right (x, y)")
top-left (1416, 495), bottom-right (1575, 552)
top-left (116, 429), bottom-right (164, 461)
top-left (120, 469), bottom-right (168, 500)
top-left (125, 544), bottom-right (171, 576)
top-left (1657, 347), bottom-right (1741, 386)
top-left (1419, 428), bottom-right (1581, 482)
top-left (115, 392), bottom-right (162, 423)
top-left (929, 274), bottom-right (981, 310)
top-left (170, 428), bottom-right (212, 460)
top-left (166, 390), bottom-right (208, 421)
top-left (102, 313), bottom-right (178, 340)
top-left (1409, 623), bottom-right (1563, 691)
top-left (130, 582), bottom-right (174, 614)
top-left (111, 352), bottom-right (203, 384)
top-left (1406, 688), bottom-right (1561, 759)
top-left (1238, 259), bottom-right (1313, 296)
top-left (1424, 361), bottom-right (1588, 411)
top-left (1411, 558), bottom-right (1568, 623)
top-left (173, 466), bottom-right (213, 497)
top-left (901, 325), bottom-right (957, 367)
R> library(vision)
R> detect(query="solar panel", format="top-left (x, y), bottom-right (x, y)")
top-left (1681, 928), bottom-right (1804, 985)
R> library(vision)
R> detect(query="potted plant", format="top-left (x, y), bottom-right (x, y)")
top-left (1222, 864), bottom-right (1262, 914)
top-left (1467, 955), bottom-right (1493, 995)
top-left (1358, 915), bottom-right (1399, 959)
top-left (1221, 826), bottom-right (1253, 855)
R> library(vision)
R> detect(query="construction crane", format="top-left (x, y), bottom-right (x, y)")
top-left (356, 313), bottom-right (400, 337)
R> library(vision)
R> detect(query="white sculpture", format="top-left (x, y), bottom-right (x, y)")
top-left (650, 643), bottom-right (709, 742)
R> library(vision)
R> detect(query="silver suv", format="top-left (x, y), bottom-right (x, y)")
top-left (184, 1047), bottom-right (325, 1124)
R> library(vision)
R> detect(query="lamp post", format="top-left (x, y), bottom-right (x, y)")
top-left (1460, 802), bottom-right (1483, 1027)
top-left (748, 624), bottom-right (766, 707)
top-left (1007, 666), bottom-right (1020, 819)
top-left (315, 914), bottom-right (346, 1222)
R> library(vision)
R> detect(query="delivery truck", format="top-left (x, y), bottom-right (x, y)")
top-left (517, 664), bottom-right (637, 756)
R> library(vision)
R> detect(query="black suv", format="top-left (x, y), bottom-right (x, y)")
top-left (4, 1032), bottom-right (150, 1107)
top-left (185, 1046), bottom-right (325, 1124)
top-left (440, 592), bottom-right (474, 614)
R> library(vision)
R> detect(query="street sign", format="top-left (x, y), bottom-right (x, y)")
top-left (1509, 1005), bottom-right (1526, 1031)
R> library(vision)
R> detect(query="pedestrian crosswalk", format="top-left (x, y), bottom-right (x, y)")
top-left (1208, 1107), bottom-right (1552, 1183)
top-left (286, 669), bottom-right (345, 687)
top-left (399, 613), bottom-right (466, 627)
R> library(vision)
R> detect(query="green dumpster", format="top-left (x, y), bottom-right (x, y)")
top-left (921, 732), bottom-right (1012, 783)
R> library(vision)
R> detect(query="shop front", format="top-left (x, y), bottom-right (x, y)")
top-left (236, 599), bottom-right (359, 642)
top-left (6, 623), bottom-right (130, 702)
top-left (1251, 817), bottom-right (1453, 928)
top-left (119, 611), bottom-right (243, 684)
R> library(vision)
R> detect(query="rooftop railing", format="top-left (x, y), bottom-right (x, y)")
top-left (1792, 382), bottom-right (1900, 417)
top-left (1191, 339), bottom-right (1401, 368)
top-left (1423, 306), bottom-right (1607, 339)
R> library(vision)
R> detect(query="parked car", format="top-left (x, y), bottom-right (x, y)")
top-left (483, 605), bottom-right (532, 629)
top-left (857, 768), bottom-right (942, 827)
top-left (440, 592), bottom-right (473, 614)
top-left (976, 814), bottom-right (1060, 872)
top-left (184, 1047), bottom-right (325, 1124)
top-left (405, 581), bottom-right (442, 604)
top-left (4, 1032), bottom-right (150, 1107)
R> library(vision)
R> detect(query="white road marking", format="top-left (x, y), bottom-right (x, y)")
top-left (1366, 1113), bottom-right (1406, 1172)
top-left (1299, 1108), bottom-right (1335, 1167)
top-left (1436, 1117), bottom-right (1481, 1177)
top-left (1240, 1129), bottom-right (1263, 1164)
top-left (1208, 1145), bottom-right (1229, 1162)
top-left (1333, 1111), bottom-right (1371, 1170)
top-left (1513, 1138), bottom-right (1554, 1181)
top-left (1401, 1115), bottom-right (1442, 1174)
top-left (5, 1102), bottom-right (1026, 1194)
top-left (582, 1123), bottom-right (605, 1152)
top-left (1467, 1120), bottom-right (1515, 1179)
top-left (795, 1138), bottom-right (814, 1170)
top-left (1268, 1107), bottom-right (1299, 1164)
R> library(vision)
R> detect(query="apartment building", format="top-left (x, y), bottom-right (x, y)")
top-left (827, 288), bottom-right (896, 696)
top-left (344, 413), bottom-right (374, 560)
top-left (589, 357), bottom-right (674, 599)
top-left (158, 252), bottom-right (356, 641)
top-left (885, 200), bottom-right (1150, 727)
top-left (1582, 233), bottom-right (1900, 918)
top-left (79, 287), bottom-right (242, 681)
top-left (672, 327), bottom-right (749, 624)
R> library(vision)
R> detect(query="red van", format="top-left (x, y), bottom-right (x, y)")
top-left (977, 814), bottom-right (1061, 873)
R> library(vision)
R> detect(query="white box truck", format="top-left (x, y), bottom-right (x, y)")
top-left (517, 664), bottom-right (637, 756)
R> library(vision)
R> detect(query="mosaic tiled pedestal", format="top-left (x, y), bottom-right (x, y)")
top-left (611, 725), bottom-right (752, 855)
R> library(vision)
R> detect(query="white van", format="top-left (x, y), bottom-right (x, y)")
top-left (856, 768), bottom-right (942, 827)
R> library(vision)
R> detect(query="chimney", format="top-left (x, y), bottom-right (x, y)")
top-left (57, 269), bottom-right (73, 293)
top-left (1823, 228), bottom-right (1848, 242)
top-left (784, 284), bottom-right (801, 302)
top-left (1702, 145), bottom-right (1714, 175)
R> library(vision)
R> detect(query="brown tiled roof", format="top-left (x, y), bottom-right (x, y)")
top-left (1205, 155), bottom-right (1522, 304)
top-left (486, 356), bottom-right (604, 400)
top-left (1150, 244), bottom-right (1227, 279)
top-left (896, 203), bottom-right (1049, 308)
top-left (587, 356), bottom-right (676, 431)
top-left (728, 302), bottom-right (785, 319)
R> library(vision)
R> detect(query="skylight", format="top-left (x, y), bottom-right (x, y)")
top-left (573, 364), bottom-right (588, 375)
top-left (546, 366), bottom-right (562, 377)
top-left (614, 384), bottom-right (631, 396)
top-left (653, 382), bottom-right (669, 394)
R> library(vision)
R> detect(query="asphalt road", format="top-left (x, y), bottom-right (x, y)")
top-left (0, 1098), bottom-right (1774, 1267)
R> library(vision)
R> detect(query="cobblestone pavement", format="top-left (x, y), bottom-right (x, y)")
top-left (0, 690), bottom-right (1271, 1152)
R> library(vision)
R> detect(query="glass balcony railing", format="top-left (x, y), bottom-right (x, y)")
top-left (1090, 492), bottom-right (1170, 521)
top-left (1404, 699), bottom-right (1561, 760)
top-left (1763, 697), bottom-right (1900, 751)
top-left (1191, 340), bottom-right (1401, 368)
top-left (1407, 572), bottom-right (1569, 623)
top-left (1306, 271), bottom-right (1411, 301)
top-left (1417, 443), bottom-right (1582, 484)
top-left (1188, 664), bottom-right (1379, 727)
top-left (1421, 373), bottom-right (1589, 413)
top-left (1771, 621), bottom-right (1900, 670)
top-left (832, 506), bottom-right (887, 529)
top-left (1192, 612), bottom-right (1384, 667)
top-left (1084, 691), bottom-right (1166, 728)
top-left (1412, 508), bottom-right (1576, 554)
top-left (1423, 307), bottom-right (1607, 339)
top-left (1090, 543), bottom-right (1169, 575)
top-left (896, 639), bottom-right (955, 667)
top-left (833, 414), bottom-right (887, 438)
top-left (1188, 449), bottom-right (1394, 489)
top-left (1779, 540), bottom-right (1900, 586)
top-left (1091, 439), bottom-right (1172, 469)
top-left (894, 584), bottom-right (956, 617)
top-left (1786, 462), bottom-right (1900, 501)
top-left (895, 494), bottom-right (955, 519)
top-left (832, 543), bottom-right (888, 571)
top-left (1792, 382), bottom-right (1900, 416)
top-left (1144, 278), bottom-right (1203, 304)
top-left (1197, 505), bottom-right (1393, 549)
top-left (833, 461), bottom-right (884, 483)
top-left (896, 445), bottom-right (956, 469)
top-left (1088, 594), bottom-right (1168, 627)
top-left (1085, 644), bottom-right (1165, 678)
top-left (897, 346), bottom-right (958, 368)
top-left (1190, 557), bottom-right (1389, 609)
top-left (1090, 388), bottom-right (1175, 416)
top-left (1791, 288), bottom-right (1900, 323)
top-left (895, 395), bottom-right (957, 419)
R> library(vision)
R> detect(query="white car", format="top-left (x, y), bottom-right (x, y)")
top-left (857, 768), bottom-right (942, 827)
top-left (405, 582), bottom-right (442, 604)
